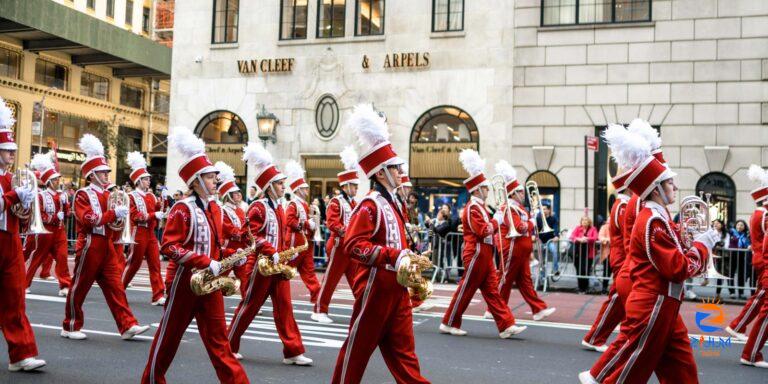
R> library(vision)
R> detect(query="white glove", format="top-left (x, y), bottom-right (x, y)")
top-left (395, 250), bottom-right (410, 271)
top-left (694, 229), bottom-right (720, 250)
top-left (271, 253), bottom-right (280, 265)
top-left (154, 211), bottom-right (164, 220)
top-left (59, 193), bottom-right (67, 205)
top-left (208, 259), bottom-right (222, 276)
top-left (492, 211), bottom-right (504, 225)
top-left (14, 185), bottom-right (33, 209)
top-left (57, 211), bottom-right (64, 221)
top-left (114, 206), bottom-right (129, 219)
top-left (234, 251), bottom-right (247, 267)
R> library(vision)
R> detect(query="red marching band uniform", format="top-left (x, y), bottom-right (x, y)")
top-left (227, 142), bottom-right (310, 365)
top-left (25, 152), bottom-right (72, 296)
top-left (141, 127), bottom-right (248, 384)
top-left (492, 160), bottom-right (554, 321)
top-left (440, 150), bottom-right (525, 338)
top-left (216, 161), bottom-right (250, 297)
top-left (122, 151), bottom-right (165, 304)
top-left (313, 146), bottom-right (359, 322)
top-left (0, 99), bottom-right (46, 371)
top-left (284, 160), bottom-right (321, 303)
top-left (331, 104), bottom-right (428, 384)
top-left (62, 134), bottom-right (147, 341)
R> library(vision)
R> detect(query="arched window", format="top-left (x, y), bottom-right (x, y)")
top-left (195, 110), bottom-right (247, 143)
top-left (315, 95), bottom-right (340, 139)
top-left (410, 105), bottom-right (478, 143)
top-left (696, 172), bottom-right (736, 225)
top-left (526, 170), bottom-right (561, 224)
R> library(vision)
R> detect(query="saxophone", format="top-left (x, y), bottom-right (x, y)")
top-left (257, 234), bottom-right (308, 279)
top-left (190, 246), bottom-right (253, 296)
top-left (396, 249), bottom-right (434, 301)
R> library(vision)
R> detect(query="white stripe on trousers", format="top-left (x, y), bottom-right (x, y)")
top-left (68, 235), bottom-right (91, 331)
top-left (228, 262), bottom-right (260, 342)
top-left (589, 293), bottom-right (619, 345)
top-left (315, 238), bottom-right (339, 314)
top-left (447, 247), bottom-right (481, 327)
top-left (735, 289), bottom-right (764, 332)
top-left (149, 266), bottom-right (184, 384)
top-left (340, 267), bottom-right (377, 384)
top-left (750, 312), bottom-right (768, 362)
top-left (497, 239), bottom-right (515, 292)
top-left (616, 295), bottom-right (666, 384)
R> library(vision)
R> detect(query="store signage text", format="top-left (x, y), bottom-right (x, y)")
top-left (362, 52), bottom-right (430, 70)
top-left (237, 58), bottom-right (295, 75)
top-left (56, 150), bottom-right (87, 163)
top-left (206, 144), bottom-right (245, 175)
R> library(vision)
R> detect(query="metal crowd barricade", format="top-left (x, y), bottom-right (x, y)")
top-left (690, 246), bottom-right (758, 299)
top-left (539, 238), bottom-right (611, 293)
top-left (430, 232), bottom-right (465, 283)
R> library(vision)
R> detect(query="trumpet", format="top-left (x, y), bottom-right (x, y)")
top-left (491, 175), bottom-right (520, 239)
top-left (257, 235), bottom-right (308, 279)
top-left (526, 181), bottom-right (553, 234)
top-left (107, 188), bottom-right (135, 245)
top-left (12, 167), bottom-right (50, 235)
top-left (679, 193), bottom-right (729, 280)
top-left (396, 249), bottom-right (434, 301)
top-left (190, 246), bottom-right (252, 296)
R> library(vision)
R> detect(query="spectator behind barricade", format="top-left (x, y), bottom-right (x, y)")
top-left (569, 216), bottom-right (598, 294)
top-left (728, 219), bottom-right (752, 299)
top-left (246, 186), bottom-right (258, 204)
top-left (311, 197), bottom-right (326, 261)
top-left (711, 219), bottom-right (731, 299)
top-left (597, 218), bottom-right (611, 294)
top-left (536, 201), bottom-right (561, 275)
top-left (425, 204), bottom-right (462, 268)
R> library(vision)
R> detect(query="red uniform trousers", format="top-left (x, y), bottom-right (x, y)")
top-left (63, 233), bottom-right (138, 333)
top-left (293, 241), bottom-right (320, 303)
top-left (589, 265), bottom-right (633, 379)
top-left (141, 266), bottom-right (248, 384)
top-left (442, 245), bottom-right (516, 331)
top-left (0, 233), bottom-right (39, 363)
top-left (39, 254), bottom-right (54, 279)
top-left (227, 264), bottom-right (305, 358)
top-left (331, 267), bottom-right (429, 384)
top-left (315, 236), bottom-right (358, 314)
top-left (223, 238), bottom-right (250, 297)
top-left (729, 265), bottom-right (764, 334)
top-left (24, 228), bottom-right (72, 289)
top-left (594, 293), bottom-right (698, 384)
top-left (742, 268), bottom-right (768, 363)
top-left (122, 227), bottom-right (165, 302)
top-left (496, 237), bottom-right (547, 314)
top-left (583, 277), bottom-right (625, 347)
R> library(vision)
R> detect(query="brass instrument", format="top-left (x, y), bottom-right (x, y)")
top-left (679, 193), bottom-right (729, 280)
top-left (491, 175), bottom-right (521, 239)
top-left (396, 250), bottom-right (434, 301)
top-left (257, 235), bottom-right (308, 279)
top-left (526, 181), bottom-right (553, 234)
top-left (108, 189), bottom-right (136, 244)
top-left (12, 167), bottom-right (50, 234)
top-left (190, 246), bottom-right (252, 296)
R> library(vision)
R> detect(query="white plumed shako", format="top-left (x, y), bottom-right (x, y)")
top-left (459, 149), bottom-right (489, 193)
top-left (170, 126), bottom-right (217, 186)
top-left (348, 103), bottom-right (404, 177)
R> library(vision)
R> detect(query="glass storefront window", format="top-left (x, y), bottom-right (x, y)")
top-left (356, 0), bottom-right (384, 36)
top-left (0, 47), bottom-right (21, 79)
top-left (281, 0), bottom-right (308, 40)
top-left (35, 59), bottom-right (68, 90)
top-left (80, 72), bottom-right (110, 101)
top-left (120, 83), bottom-right (144, 109)
top-left (196, 110), bottom-right (247, 143)
top-left (410, 106), bottom-right (478, 143)
top-left (317, 0), bottom-right (346, 38)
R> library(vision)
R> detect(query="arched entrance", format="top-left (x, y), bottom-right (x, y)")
top-left (409, 105), bottom-right (479, 216)
top-left (696, 172), bottom-right (736, 225)
top-left (195, 110), bottom-right (248, 187)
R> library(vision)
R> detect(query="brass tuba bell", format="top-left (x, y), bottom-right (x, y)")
top-left (108, 189), bottom-right (135, 245)
top-left (12, 167), bottom-right (50, 235)
top-left (526, 181), bottom-right (553, 234)
top-left (680, 193), bottom-right (729, 280)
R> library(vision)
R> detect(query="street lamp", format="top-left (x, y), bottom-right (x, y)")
top-left (256, 104), bottom-right (278, 145)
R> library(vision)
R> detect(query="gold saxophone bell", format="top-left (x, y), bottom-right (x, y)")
top-left (12, 167), bottom-right (50, 235)
top-left (526, 181), bottom-right (553, 234)
top-left (257, 235), bottom-right (308, 279)
top-left (108, 189), bottom-right (135, 245)
top-left (396, 250), bottom-right (434, 301)
top-left (190, 246), bottom-right (253, 296)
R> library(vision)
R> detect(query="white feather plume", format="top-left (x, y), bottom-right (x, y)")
top-left (748, 164), bottom-right (768, 187)
top-left (494, 160), bottom-right (517, 182)
top-left (0, 97), bottom-right (15, 129)
top-left (284, 160), bottom-right (305, 181)
top-left (126, 151), bottom-right (147, 171)
top-left (602, 123), bottom-right (629, 169)
top-left (459, 149), bottom-right (485, 177)
top-left (401, 162), bottom-right (409, 176)
top-left (169, 126), bottom-right (205, 159)
top-left (347, 104), bottom-right (389, 148)
top-left (78, 134), bottom-right (105, 158)
top-left (618, 131), bottom-right (651, 170)
top-left (339, 146), bottom-right (359, 171)
top-left (241, 141), bottom-right (273, 169)
top-left (30, 152), bottom-right (54, 172)
top-left (215, 161), bottom-right (235, 183)
top-left (628, 118), bottom-right (661, 150)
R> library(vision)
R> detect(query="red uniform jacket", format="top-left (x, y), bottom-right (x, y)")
top-left (0, 170), bottom-right (22, 234)
top-left (246, 198), bottom-right (284, 259)
top-left (74, 185), bottom-right (117, 238)
top-left (608, 194), bottom-right (629, 272)
top-left (160, 196), bottom-right (224, 282)
top-left (129, 190), bottom-right (160, 231)
top-left (618, 194), bottom-right (642, 281)
top-left (39, 188), bottom-right (70, 231)
top-left (496, 200), bottom-right (532, 257)
top-left (285, 197), bottom-right (312, 249)
top-left (222, 203), bottom-right (248, 251)
top-left (326, 194), bottom-right (356, 242)
top-left (628, 201), bottom-right (709, 301)
top-left (750, 207), bottom-right (766, 269)
top-left (462, 196), bottom-right (499, 260)
top-left (343, 190), bottom-right (407, 269)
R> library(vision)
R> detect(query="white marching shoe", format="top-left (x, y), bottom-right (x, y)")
top-left (438, 323), bottom-right (468, 336)
top-left (412, 302), bottom-right (435, 313)
top-left (740, 358), bottom-right (768, 368)
top-left (499, 325), bottom-right (527, 339)
top-left (233, 353), bottom-right (243, 360)
top-left (483, 311), bottom-right (494, 319)
top-left (8, 357), bottom-right (46, 372)
top-left (60, 329), bottom-right (87, 340)
top-left (581, 340), bottom-right (608, 353)
top-left (151, 297), bottom-right (167, 306)
top-left (533, 307), bottom-right (556, 321)
top-left (311, 312), bottom-right (334, 324)
top-left (44, 276), bottom-right (56, 281)
top-left (121, 324), bottom-right (150, 340)
top-left (25, 288), bottom-right (30, 294)
top-left (58, 288), bottom-right (69, 297)
top-left (578, 371), bottom-right (599, 384)
top-left (283, 354), bottom-right (313, 366)
top-left (725, 326), bottom-right (748, 342)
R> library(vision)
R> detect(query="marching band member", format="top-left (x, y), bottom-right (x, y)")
top-left (216, 161), bottom-right (250, 297)
top-left (312, 146), bottom-right (359, 324)
top-left (440, 149), bottom-right (526, 338)
top-left (397, 169), bottom-right (431, 312)
top-left (331, 104), bottom-right (429, 384)
top-left (580, 129), bottom-right (718, 384)
top-left (62, 134), bottom-right (148, 341)
top-left (0, 98), bottom-right (45, 372)
top-left (740, 165), bottom-right (768, 369)
top-left (141, 127), bottom-right (248, 384)
top-left (726, 164), bottom-right (768, 341)
top-left (489, 160), bottom-right (555, 321)
top-left (121, 151), bottom-right (166, 305)
top-left (25, 152), bottom-right (72, 297)
top-left (581, 124), bottom-right (634, 352)
top-left (284, 160), bottom-right (321, 303)
top-left (227, 141), bottom-right (311, 365)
